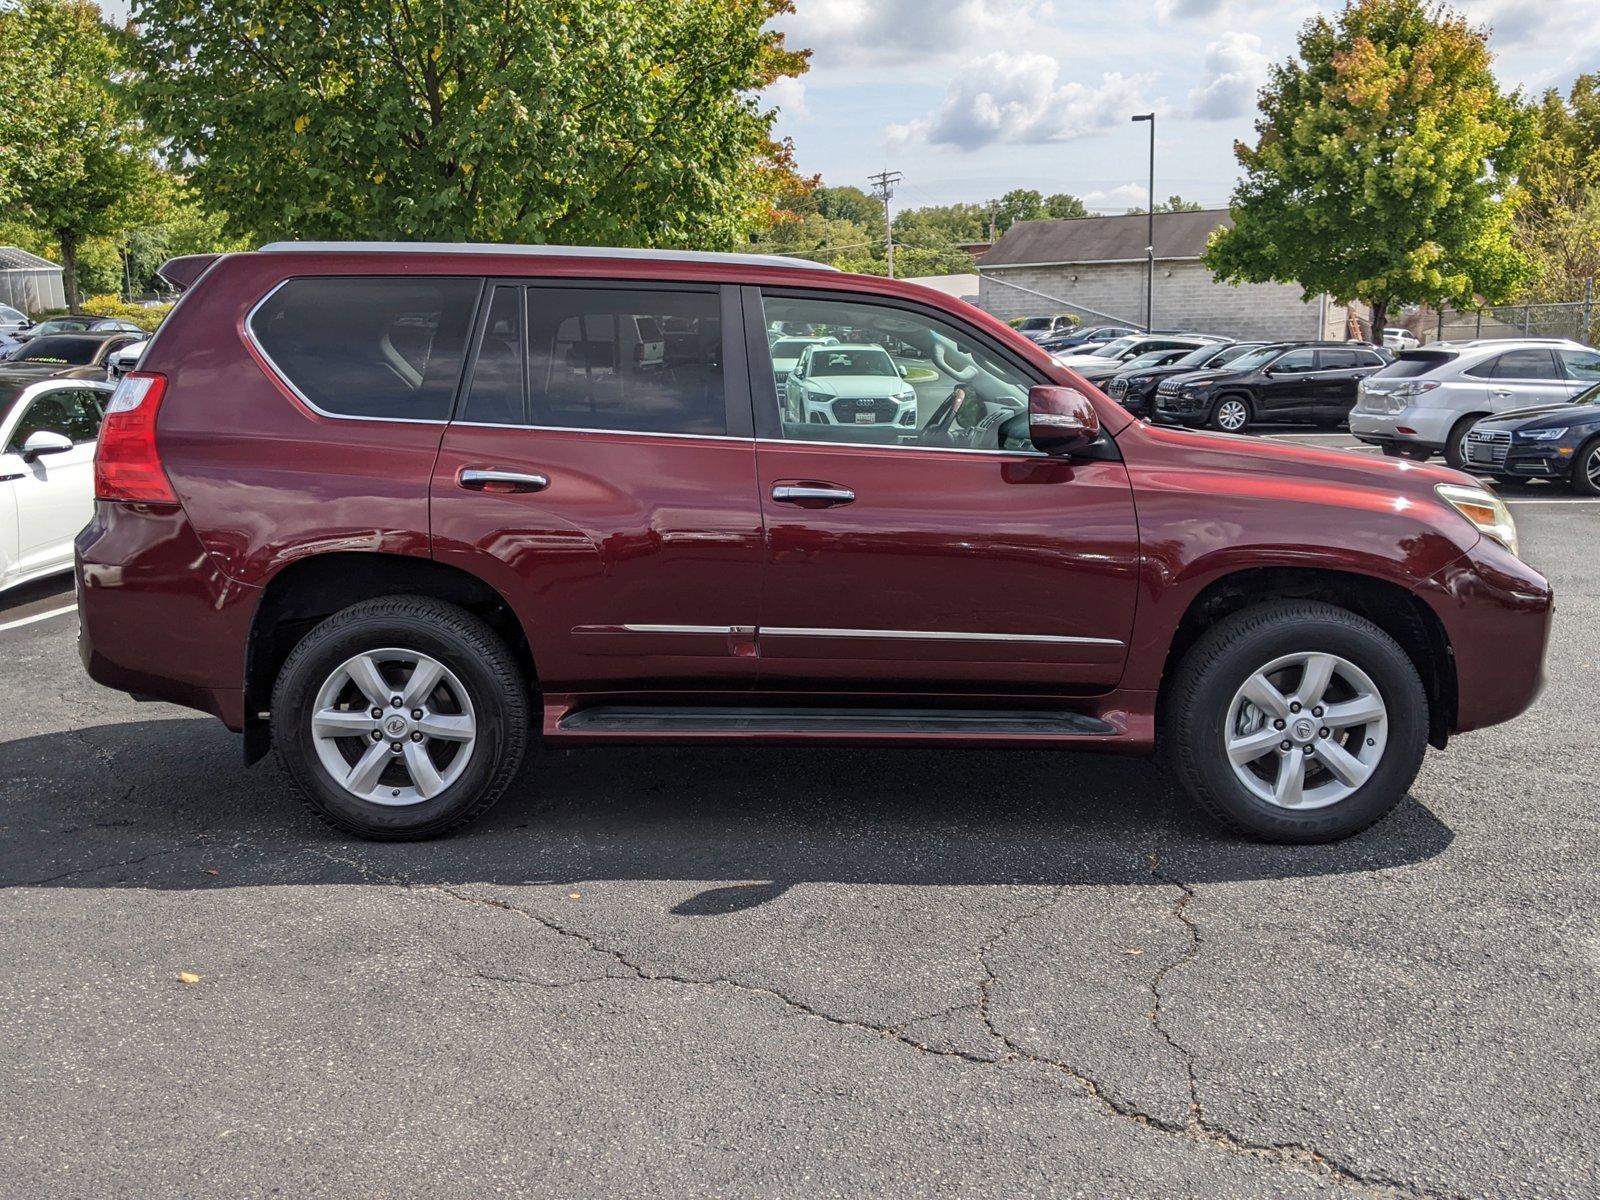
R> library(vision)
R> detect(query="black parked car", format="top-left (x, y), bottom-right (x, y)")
top-left (1463, 383), bottom-right (1600, 494)
top-left (1151, 342), bottom-right (1389, 432)
top-left (1105, 341), bottom-right (1269, 417)
top-left (1037, 323), bottom-right (1138, 353)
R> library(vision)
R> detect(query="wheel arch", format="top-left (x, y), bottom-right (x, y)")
top-left (1156, 566), bottom-right (1456, 750)
top-left (242, 552), bottom-right (536, 764)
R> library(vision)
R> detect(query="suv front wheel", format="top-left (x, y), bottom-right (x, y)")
top-left (1162, 601), bottom-right (1427, 842)
top-left (271, 596), bottom-right (530, 839)
top-left (1209, 395), bottom-right (1251, 433)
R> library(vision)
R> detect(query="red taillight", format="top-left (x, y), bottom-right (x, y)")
top-left (95, 372), bottom-right (176, 503)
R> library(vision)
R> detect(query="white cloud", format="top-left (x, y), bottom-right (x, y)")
top-left (1188, 32), bottom-right (1270, 121)
top-left (764, 77), bottom-right (809, 124)
top-left (781, 0), bottom-right (1055, 65)
top-left (887, 52), bottom-right (1148, 150)
top-left (1080, 183), bottom-right (1149, 211)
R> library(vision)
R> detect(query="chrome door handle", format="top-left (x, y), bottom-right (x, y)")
top-left (459, 468), bottom-right (550, 493)
top-left (772, 484), bottom-right (855, 505)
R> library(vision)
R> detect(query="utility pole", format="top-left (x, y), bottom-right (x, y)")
top-left (868, 168), bottom-right (903, 279)
top-left (1131, 112), bottom-right (1155, 331)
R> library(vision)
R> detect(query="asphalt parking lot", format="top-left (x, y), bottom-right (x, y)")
top-left (3, 432), bottom-right (1597, 1199)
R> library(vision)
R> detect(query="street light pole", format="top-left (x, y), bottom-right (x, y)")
top-left (1132, 112), bottom-right (1155, 332)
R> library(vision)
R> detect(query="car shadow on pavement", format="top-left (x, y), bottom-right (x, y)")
top-left (2, 718), bottom-right (1455, 911)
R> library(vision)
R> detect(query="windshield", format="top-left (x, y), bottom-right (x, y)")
top-left (808, 348), bottom-right (896, 378)
top-left (1016, 317), bottom-right (1051, 331)
top-left (34, 317), bottom-right (94, 336)
top-left (1091, 336), bottom-right (1141, 358)
top-left (11, 335), bottom-right (99, 365)
top-left (1123, 351), bottom-right (1175, 370)
top-left (771, 339), bottom-right (818, 359)
top-left (1217, 346), bottom-right (1280, 372)
top-left (1169, 343), bottom-right (1232, 369)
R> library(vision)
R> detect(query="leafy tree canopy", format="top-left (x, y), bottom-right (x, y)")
top-left (129, 0), bottom-right (807, 249)
top-left (1126, 195), bottom-right (1205, 214)
top-left (0, 0), bottom-right (166, 309)
top-left (1206, 0), bottom-right (1532, 335)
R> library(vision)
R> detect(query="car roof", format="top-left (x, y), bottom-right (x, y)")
top-left (258, 240), bottom-right (840, 274)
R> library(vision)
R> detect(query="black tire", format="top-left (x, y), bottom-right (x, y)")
top-left (1443, 413), bottom-right (1488, 471)
top-left (271, 595), bottom-right (530, 840)
top-left (1208, 394), bottom-right (1252, 434)
top-left (1161, 601), bottom-right (1428, 843)
top-left (1572, 435), bottom-right (1600, 496)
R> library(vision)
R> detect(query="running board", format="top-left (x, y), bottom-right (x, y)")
top-left (555, 705), bottom-right (1118, 738)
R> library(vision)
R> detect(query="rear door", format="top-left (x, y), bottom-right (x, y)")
top-left (744, 287), bottom-right (1139, 694)
top-left (1469, 348), bottom-right (1567, 413)
top-left (431, 281), bottom-right (763, 695)
top-left (1313, 347), bottom-right (1386, 418)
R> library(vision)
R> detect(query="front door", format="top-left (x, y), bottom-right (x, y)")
top-left (1258, 347), bottom-right (1319, 421)
top-left (744, 287), bottom-right (1140, 694)
top-left (431, 281), bottom-right (763, 695)
top-left (2, 384), bottom-right (105, 578)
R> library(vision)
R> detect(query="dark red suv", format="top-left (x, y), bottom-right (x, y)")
top-left (76, 243), bottom-right (1552, 843)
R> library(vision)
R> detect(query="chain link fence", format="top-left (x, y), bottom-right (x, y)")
top-left (1429, 286), bottom-right (1597, 346)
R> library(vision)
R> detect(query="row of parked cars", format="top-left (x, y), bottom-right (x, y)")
top-left (1017, 317), bottom-right (1600, 494)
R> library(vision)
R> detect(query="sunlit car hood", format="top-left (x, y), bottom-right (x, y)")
top-left (799, 376), bottom-right (908, 399)
top-left (1476, 404), bottom-right (1599, 430)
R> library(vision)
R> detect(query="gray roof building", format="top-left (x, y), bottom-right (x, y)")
top-left (0, 246), bottom-right (66, 314)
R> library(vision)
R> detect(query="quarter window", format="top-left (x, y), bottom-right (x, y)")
top-left (757, 293), bottom-right (1038, 450)
top-left (249, 276), bottom-right (481, 420)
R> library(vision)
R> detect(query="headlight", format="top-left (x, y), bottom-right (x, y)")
top-left (1436, 484), bottom-right (1518, 557)
top-left (1517, 427), bottom-right (1567, 441)
top-left (894, 389), bottom-right (915, 404)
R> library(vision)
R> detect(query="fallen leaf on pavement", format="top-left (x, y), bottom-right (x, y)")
top-left (177, 971), bottom-right (202, 985)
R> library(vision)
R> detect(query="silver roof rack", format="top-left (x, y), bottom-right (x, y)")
top-left (257, 240), bottom-right (839, 272)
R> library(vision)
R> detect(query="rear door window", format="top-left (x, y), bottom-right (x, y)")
top-left (248, 276), bottom-right (481, 420)
top-left (1472, 348), bottom-right (1562, 381)
top-left (524, 287), bottom-right (725, 435)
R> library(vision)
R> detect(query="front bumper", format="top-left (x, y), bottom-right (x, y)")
top-left (1151, 393), bottom-right (1210, 426)
top-left (1419, 535), bottom-right (1554, 735)
top-left (1463, 428), bottom-right (1579, 480)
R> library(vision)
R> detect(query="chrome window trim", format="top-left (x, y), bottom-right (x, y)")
top-left (761, 626), bottom-right (1123, 647)
top-left (243, 278), bottom-right (469, 426)
top-left (754, 435), bottom-right (1046, 460)
top-left (452, 419), bottom-right (752, 444)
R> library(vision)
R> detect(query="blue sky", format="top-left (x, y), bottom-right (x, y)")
top-left (763, 0), bottom-right (1600, 212)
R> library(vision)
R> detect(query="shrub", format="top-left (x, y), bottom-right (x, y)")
top-left (80, 294), bottom-right (172, 331)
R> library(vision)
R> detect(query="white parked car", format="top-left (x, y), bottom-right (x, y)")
top-left (0, 303), bottom-right (31, 337)
top-left (782, 343), bottom-right (917, 427)
top-left (0, 378), bottom-right (112, 591)
top-left (1052, 334), bottom-right (1223, 376)
top-left (1349, 338), bottom-right (1600, 467)
top-left (768, 335), bottom-right (837, 390)
top-left (106, 338), bottom-right (148, 379)
top-left (1382, 327), bottom-right (1420, 351)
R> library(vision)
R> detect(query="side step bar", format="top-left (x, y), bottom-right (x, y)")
top-left (556, 705), bottom-right (1118, 737)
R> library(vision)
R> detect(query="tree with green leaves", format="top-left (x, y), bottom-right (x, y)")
top-left (129, 0), bottom-right (807, 250)
top-left (1044, 193), bottom-right (1089, 220)
top-left (0, 0), bottom-right (166, 310)
top-left (1206, 0), bottom-right (1531, 339)
top-left (1127, 195), bottom-right (1205, 215)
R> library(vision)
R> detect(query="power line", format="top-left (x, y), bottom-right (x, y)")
top-left (867, 168), bottom-right (903, 279)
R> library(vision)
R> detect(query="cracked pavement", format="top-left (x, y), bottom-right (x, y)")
top-left (2, 500), bottom-right (1598, 1198)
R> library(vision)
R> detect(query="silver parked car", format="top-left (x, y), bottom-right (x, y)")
top-left (1349, 339), bottom-right (1600, 467)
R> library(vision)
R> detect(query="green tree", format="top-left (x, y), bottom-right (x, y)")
top-left (0, 0), bottom-right (166, 310)
top-left (1044, 193), bottom-right (1089, 220)
top-left (1205, 0), bottom-right (1531, 338)
top-left (993, 188), bottom-right (1048, 231)
top-left (812, 185), bottom-right (882, 231)
top-left (1520, 75), bottom-right (1600, 222)
top-left (129, 0), bottom-right (808, 249)
top-left (1126, 195), bottom-right (1205, 214)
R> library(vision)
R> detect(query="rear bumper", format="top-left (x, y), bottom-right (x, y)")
top-left (1348, 408), bottom-right (1456, 450)
top-left (1418, 538), bottom-right (1554, 734)
top-left (76, 501), bottom-right (257, 730)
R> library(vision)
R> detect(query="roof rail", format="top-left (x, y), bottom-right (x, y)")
top-left (256, 241), bottom-right (840, 272)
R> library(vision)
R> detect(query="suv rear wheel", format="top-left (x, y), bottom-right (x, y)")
top-left (1162, 601), bottom-right (1427, 842)
top-left (1209, 395), bottom-right (1251, 433)
top-left (271, 596), bottom-right (530, 839)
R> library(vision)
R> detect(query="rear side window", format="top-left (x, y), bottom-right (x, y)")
top-left (1489, 348), bottom-right (1561, 380)
top-left (249, 277), bottom-right (480, 420)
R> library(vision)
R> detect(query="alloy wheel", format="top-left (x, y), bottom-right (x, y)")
top-left (1224, 651), bottom-right (1388, 810)
top-left (309, 648), bottom-right (477, 806)
top-left (1216, 399), bottom-right (1248, 432)
top-left (1586, 444), bottom-right (1600, 491)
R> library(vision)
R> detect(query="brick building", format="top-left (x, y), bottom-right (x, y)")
top-left (977, 209), bottom-right (1360, 341)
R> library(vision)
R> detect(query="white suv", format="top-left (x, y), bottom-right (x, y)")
top-left (1349, 339), bottom-right (1600, 468)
